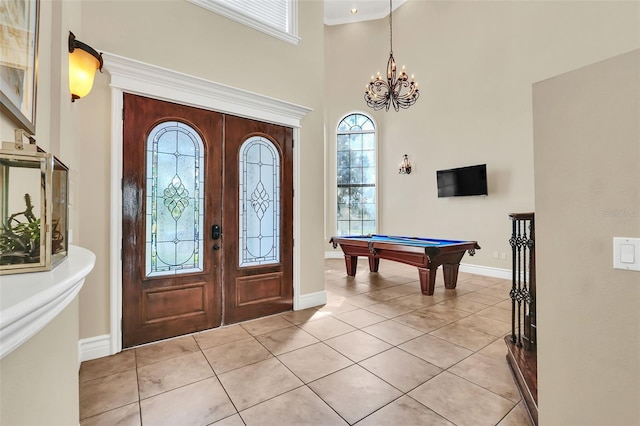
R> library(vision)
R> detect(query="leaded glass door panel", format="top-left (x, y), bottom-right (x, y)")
top-left (146, 122), bottom-right (204, 277)
top-left (122, 94), bottom-right (223, 348)
top-left (223, 115), bottom-right (293, 324)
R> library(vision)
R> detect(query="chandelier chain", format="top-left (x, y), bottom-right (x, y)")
top-left (364, 0), bottom-right (419, 112)
top-left (389, 0), bottom-right (393, 54)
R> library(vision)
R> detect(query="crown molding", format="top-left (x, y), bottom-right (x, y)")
top-left (102, 52), bottom-right (312, 128)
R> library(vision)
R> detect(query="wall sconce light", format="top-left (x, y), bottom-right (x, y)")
top-left (399, 154), bottom-right (412, 174)
top-left (68, 31), bottom-right (103, 102)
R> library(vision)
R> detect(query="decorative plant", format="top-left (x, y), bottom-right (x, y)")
top-left (0, 194), bottom-right (42, 265)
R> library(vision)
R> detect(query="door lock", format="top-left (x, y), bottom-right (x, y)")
top-left (212, 224), bottom-right (221, 240)
top-left (213, 244), bottom-right (220, 251)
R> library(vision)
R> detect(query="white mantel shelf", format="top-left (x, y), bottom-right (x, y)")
top-left (0, 245), bottom-right (96, 359)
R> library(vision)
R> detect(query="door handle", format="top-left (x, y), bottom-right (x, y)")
top-left (212, 224), bottom-right (221, 240)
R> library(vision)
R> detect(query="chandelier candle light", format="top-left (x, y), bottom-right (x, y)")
top-left (365, 0), bottom-right (419, 111)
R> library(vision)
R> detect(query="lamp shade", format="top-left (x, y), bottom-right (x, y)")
top-left (68, 32), bottom-right (103, 101)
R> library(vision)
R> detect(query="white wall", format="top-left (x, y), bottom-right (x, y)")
top-left (534, 49), bottom-right (640, 426)
top-left (0, 299), bottom-right (81, 425)
top-left (324, 1), bottom-right (639, 272)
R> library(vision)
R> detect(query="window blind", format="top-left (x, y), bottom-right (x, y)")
top-left (219, 0), bottom-right (288, 32)
top-left (188, 0), bottom-right (299, 45)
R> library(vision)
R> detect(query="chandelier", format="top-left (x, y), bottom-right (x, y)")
top-left (364, 0), bottom-right (419, 112)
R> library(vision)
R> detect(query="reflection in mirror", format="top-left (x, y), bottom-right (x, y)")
top-left (51, 157), bottom-right (69, 264)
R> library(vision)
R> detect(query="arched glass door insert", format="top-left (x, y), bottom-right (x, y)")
top-left (145, 121), bottom-right (205, 277)
top-left (238, 136), bottom-right (281, 267)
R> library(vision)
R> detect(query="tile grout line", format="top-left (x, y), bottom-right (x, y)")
top-left (197, 341), bottom-right (245, 424)
top-left (134, 349), bottom-right (143, 425)
top-left (79, 262), bottom-right (522, 425)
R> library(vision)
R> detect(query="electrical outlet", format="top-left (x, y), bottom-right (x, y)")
top-left (501, 253), bottom-right (506, 260)
top-left (493, 251), bottom-right (499, 259)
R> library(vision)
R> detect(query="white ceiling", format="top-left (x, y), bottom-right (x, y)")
top-left (324, 0), bottom-right (407, 26)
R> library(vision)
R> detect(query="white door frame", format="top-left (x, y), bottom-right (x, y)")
top-left (104, 52), bottom-right (312, 354)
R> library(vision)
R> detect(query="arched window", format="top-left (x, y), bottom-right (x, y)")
top-left (336, 113), bottom-right (376, 236)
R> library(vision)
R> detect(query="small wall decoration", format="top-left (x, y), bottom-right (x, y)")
top-left (0, 130), bottom-right (69, 275)
top-left (0, 0), bottom-right (39, 135)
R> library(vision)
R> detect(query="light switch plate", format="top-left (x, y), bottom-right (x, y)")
top-left (613, 237), bottom-right (640, 271)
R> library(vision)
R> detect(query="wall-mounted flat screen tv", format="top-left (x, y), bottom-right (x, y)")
top-left (437, 164), bottom-right (488, 197)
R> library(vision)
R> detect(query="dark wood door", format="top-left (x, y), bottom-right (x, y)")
top-left (222, 115), bottom-right (293, 324)
top-left (122, 94), bottom-right (223, 347)
top-left (122, 94), bottom-right (293, 347)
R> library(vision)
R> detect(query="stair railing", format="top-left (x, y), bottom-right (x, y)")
top-left (508, 212), bottom-right (536, 351)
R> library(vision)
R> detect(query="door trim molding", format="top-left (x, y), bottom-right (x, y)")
top-left (104, 52), bottom-right (312, 355)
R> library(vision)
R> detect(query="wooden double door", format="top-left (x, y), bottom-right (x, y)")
top-left (122, 94), bottom-right (293, 348)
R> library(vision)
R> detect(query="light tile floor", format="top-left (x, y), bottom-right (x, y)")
top-left (79, 259), bottom-right (533, 426)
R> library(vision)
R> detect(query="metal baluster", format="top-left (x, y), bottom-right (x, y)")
top-left (517, 220), bottom-right (523, 346)
top-left (508, 213), bottom-right (536, 351)
top-left (526, 218), bottom-right (536, 349)
top-left (510, 218), bottom-right (517, 344)
top-left (523, 220), bottom-right (528, 347)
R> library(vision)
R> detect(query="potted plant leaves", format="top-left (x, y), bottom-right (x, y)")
top-left (0, 194), bottom-right (43, 265)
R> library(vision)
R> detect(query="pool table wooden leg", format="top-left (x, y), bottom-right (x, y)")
top-left (368, 256), bottom-right (380, 272)
top-left (443, 264), bottom-right (460, 289)
top-left (344, 255), bottom-right (358, 276)
top-left (418, 267), bottom-right (437, 295)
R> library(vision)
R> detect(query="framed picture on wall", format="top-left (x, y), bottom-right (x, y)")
top-left (0, 0), bottom-right (39, 135)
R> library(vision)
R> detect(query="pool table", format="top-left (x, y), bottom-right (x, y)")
top-left (329, 234), bottom-right (481, 295)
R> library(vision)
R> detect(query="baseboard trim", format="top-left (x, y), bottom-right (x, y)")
top-left (296, 290), bottom-right (327, 310)
top-left (459, 263), bottom-right (511, 280)
top-left (81, 290), bottom-right (328, 362)
top-left (79, 261), bottom-right (505, 364)
top-left (324, 250), bottom-right (343, 259)
top-left (325, 252), bottom-right (511, 280)
top-left (79, 334), bottom-right (112, 363)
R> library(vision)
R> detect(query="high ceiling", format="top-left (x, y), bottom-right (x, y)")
top-left (324, 0), bottom-right (407, 26)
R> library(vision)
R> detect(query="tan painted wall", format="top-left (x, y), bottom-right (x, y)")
top-left (533, 49), bottom-right (640, 425)
top-left (0, 298), bottom-right (81, 425)
top-left (3, 0), bottom-right (325, 344)
top-left (73, 0), bottom-right (326, 339)
top-left (1, 4), bottom-right (638, 423)
top-left (0, 0), bottom-right (79, 242)
top-left (0, 1), bottom-right (84, 422)
top-left (324, 1), bottom-right (639, 271)
top-left (0, 0), bottom-right (70, 153)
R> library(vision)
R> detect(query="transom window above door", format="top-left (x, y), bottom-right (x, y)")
top-left (336, 113), bottom-right (377, 236)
